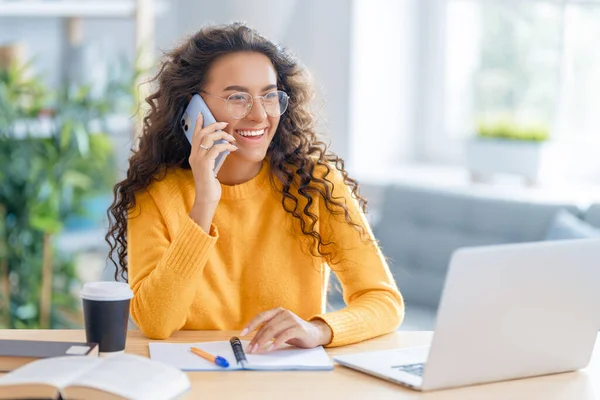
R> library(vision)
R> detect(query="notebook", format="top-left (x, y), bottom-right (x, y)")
top-left (0, 339), bottom-right (99, 372)
top-left (0, 353), bottom-right (190, 400)
top-left (149, 337), bottom-right (334, 371)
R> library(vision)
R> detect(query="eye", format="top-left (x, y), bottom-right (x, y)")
top-left (229, 94), bottom-right (249, 102)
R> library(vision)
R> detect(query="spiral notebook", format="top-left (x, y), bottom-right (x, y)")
top-left (148, 337), bottom-right (334, 371)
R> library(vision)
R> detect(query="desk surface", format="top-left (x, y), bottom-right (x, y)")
top-left (1, 330), bottom-right (598, 400)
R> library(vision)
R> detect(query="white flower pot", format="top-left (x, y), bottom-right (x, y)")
top-left (465, 138), bottom-right (546, 185)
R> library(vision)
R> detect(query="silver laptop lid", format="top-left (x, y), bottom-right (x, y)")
top-left (422, 239), bottom-right (600, 391)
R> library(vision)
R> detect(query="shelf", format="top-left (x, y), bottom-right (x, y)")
top-left (0, 0), bottom-right (167, 18)
top-left (8, 114), bottom-right (133, 138)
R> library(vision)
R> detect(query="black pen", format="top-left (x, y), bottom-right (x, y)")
top-left (230, 336), bottom-right (248, 369)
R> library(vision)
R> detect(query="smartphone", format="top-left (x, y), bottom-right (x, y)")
top-left (180, 93), bottom-right (229, 174)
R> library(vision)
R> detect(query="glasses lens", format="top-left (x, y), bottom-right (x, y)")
top-left (227, 92), bottom-right (253, 119)
top-left (263, 91), bottom-right (289, 117)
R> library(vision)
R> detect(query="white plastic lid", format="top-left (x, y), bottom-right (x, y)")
top-left (80, 281), bottom-right (134, 301)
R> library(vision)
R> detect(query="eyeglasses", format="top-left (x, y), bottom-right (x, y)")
top-left (200, 90), bottom-right (289, 119)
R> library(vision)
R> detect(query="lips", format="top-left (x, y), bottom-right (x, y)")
top-left (233, 128), bottom-right (268, 142)
top-left (235, 128), bottom-right (265, 137)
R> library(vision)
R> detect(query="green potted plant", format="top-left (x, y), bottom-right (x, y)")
top-left (0, 60), bottom-right (117, 329)
top-left (465, 118), bottom-right (550, 186)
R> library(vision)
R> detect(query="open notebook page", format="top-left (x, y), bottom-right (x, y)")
top-left (149, 340), bottom-right (241, 371)
top-left (149, 340), bottom-right (333, 371)
top-left (245, 344), bottom-right (333, 371)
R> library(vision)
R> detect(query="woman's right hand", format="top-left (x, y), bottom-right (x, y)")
top-left (188, 113), bottom-right (237, 232)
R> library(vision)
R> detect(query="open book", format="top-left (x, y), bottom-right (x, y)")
top-left (0, 353), bottom-right (190, 400)
top-left (149, 338), bottom-right (334, 371)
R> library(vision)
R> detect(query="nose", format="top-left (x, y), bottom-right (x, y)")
top-left (246, 99), bottom-right (267, 122)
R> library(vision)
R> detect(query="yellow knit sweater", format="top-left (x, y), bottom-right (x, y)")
top-left (127, 161), bottom-right (404, 346)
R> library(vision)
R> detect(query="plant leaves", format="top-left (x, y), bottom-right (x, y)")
top-left (60, 119), bottom-right (73, 150)
top-left (62, 170), bottom-right (93, 190)
top-left (73, 123), bottom-right (89, 156)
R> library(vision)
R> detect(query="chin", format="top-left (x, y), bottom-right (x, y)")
top-left (230, 149), bottom-right (268, 164)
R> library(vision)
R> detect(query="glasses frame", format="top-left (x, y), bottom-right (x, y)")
top-left (200, 90), bottom-right (289, 119)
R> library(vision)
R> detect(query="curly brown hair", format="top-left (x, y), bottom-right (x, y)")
top-left (106, 23), bottom-right (369, 282)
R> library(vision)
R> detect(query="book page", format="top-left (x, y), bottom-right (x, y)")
top-left (0, 356), bottom-right (101, 388)
top-left (149, 341), bottom-right (242, 371)
top-left (67, 354), bottom-right (190, 400)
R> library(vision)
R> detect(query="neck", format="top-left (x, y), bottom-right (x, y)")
top-left (217, 156), bottom-right (263, 185)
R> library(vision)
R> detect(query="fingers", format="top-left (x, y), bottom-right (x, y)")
top-left (242, 308), bottom-right (327, 353)
top-left (191, 112), bottom-right (229, 149)
top-left (198, 130), bottom-right (235, 152)
top-left (201, 121), bottom-right (229, 137)
top-left (270, 327), bottom-right (299, 351)
top-left (205, 142), bottom-right (237, 160)
top-left (241, 307), bottom-right (285, 337)
top-left (249, 312), bottom-right (295, 353)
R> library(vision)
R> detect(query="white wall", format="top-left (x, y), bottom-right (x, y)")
top-left (348, 0), bottom-right (419, 176)
top-left (0, 0), bottom-right (352, 160)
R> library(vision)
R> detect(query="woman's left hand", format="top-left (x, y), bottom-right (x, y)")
top-left (240, 307), bottom-right (333, 353)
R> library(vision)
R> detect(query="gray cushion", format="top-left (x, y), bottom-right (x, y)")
top-left (375, 183), bottom-right (582, 309)
top-left (584, 204), bottom-right (600, 229)
top-left (545, 209), bottom-right (600, 241)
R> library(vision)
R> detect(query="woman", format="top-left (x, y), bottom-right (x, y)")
top-left (106, 23), bottom-right (403, 351)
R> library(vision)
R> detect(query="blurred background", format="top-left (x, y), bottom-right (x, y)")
top-left (1, 0), bottom-right (600, 331)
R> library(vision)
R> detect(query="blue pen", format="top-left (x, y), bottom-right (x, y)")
top-left (190, 347), bottom-right (230, 368)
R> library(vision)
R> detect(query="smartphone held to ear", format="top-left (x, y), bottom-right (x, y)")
top-left (180, 94), bottom-right (229, 174)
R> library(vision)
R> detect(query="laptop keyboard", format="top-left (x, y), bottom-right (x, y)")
top-left (392, 363), bottom-right (425, 377)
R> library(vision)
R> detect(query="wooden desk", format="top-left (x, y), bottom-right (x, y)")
top-left (1, 330), bottom-right (598, 400)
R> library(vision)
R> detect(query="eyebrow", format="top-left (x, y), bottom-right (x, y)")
top-left (223, 84), bottom-right (277, 92)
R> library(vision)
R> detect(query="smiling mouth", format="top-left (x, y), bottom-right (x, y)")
top-left (234, 128), bottom-right (267, 139)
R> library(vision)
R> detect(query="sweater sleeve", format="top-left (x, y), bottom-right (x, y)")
top-left (309, 167), bottom-right (404, 347)
top-left (127, 189), bottom-right (218, 339)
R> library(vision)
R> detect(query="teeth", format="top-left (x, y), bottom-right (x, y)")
top-left (237, 129), bottom-right (265, 137)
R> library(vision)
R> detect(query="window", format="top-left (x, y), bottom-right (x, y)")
top-left (445, 0), bottom-right (600, 142)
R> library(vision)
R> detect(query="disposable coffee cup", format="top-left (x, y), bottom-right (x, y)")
top-left (80, 281), bottom-right (134, 356)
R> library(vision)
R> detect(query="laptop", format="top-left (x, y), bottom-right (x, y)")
top-left (334, 239), bottom-right (600, 391)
